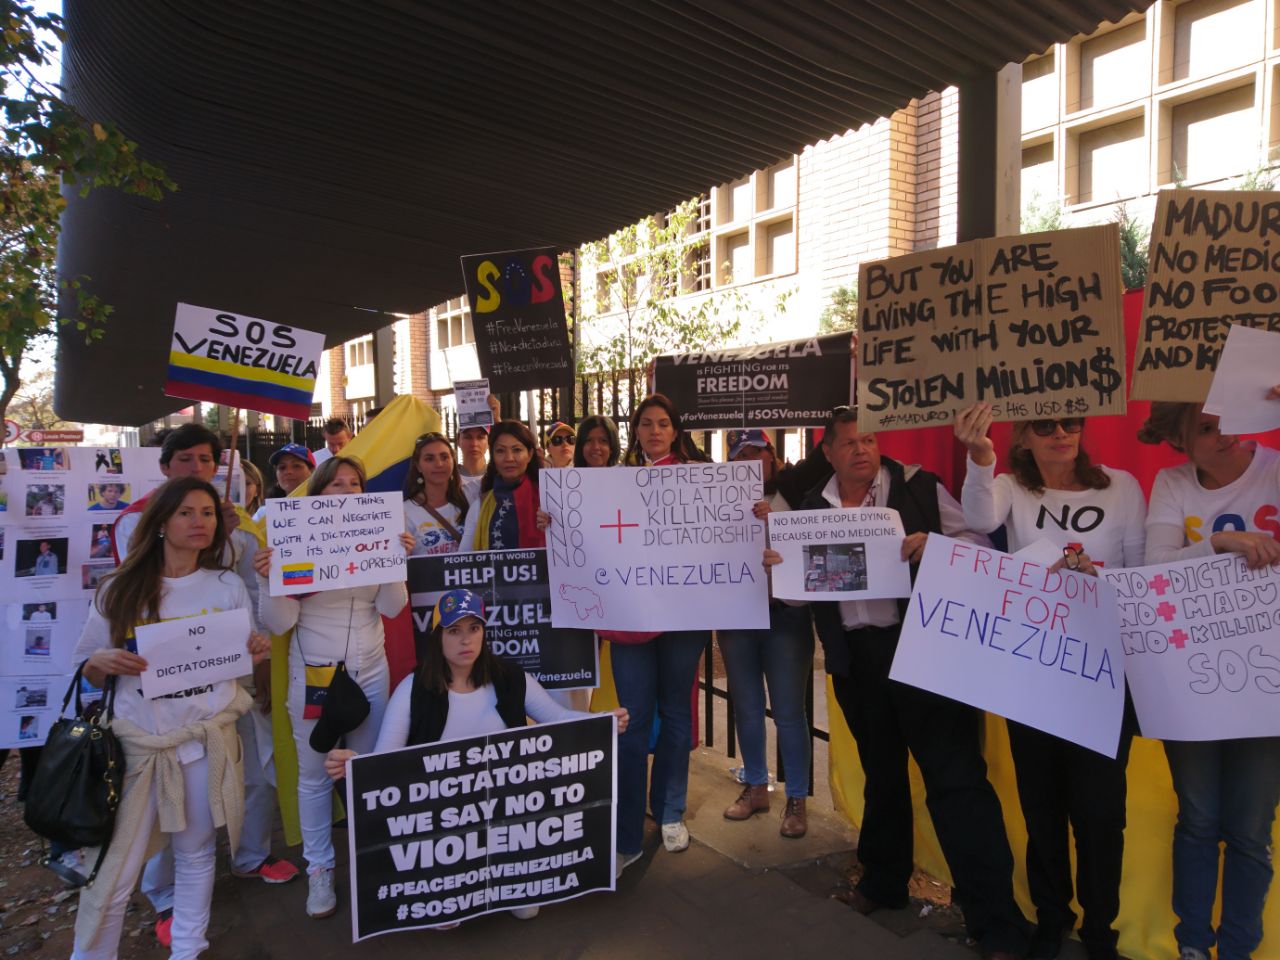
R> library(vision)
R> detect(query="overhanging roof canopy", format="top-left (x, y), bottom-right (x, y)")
top-left (55, 0), bottom-right (1151, 426)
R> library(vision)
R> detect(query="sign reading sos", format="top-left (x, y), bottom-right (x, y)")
top-left (471, 253), bottom-right (559, 314)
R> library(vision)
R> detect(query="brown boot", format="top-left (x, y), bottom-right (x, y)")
top-left (723, 784), bottom-right (770, 820)
top-left (780, 797), bottom-right (807, 838)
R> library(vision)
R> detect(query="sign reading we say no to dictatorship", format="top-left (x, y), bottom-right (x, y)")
top-left (265, 492), bottom-right (405, 596)
top-left (857, 225), bottom-right (1126, 432)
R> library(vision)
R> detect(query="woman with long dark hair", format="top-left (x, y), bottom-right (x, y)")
top-left (573, 415), bottom-right (621, 468)
top-left (403, 432), bottom-right (469, 556)
top-left (459, 420), bottom-right (546, 551)
top-left (71, 477), bottom-right (269, 960)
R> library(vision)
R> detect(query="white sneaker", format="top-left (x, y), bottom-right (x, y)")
top-left (306, 868), bottom-right (338, 918)
top-left (510, 905), bottom-right (539, 920)
top-left (615, 850), bottom-right (642, 879)
top-left (661, 821), bottom-right (689, 852)
top-left (1178, 949), bottom-right (1209, 960)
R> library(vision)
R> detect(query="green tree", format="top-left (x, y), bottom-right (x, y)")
top-left (818, 283), bottom-right (856, 334)
top-left (6, 364), bottom-right (66, 428)
top-left (0, 1), bottom-right (174, 423)
top-left (1114, 202), bottom-right (1149, 291)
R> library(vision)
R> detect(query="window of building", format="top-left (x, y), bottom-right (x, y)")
top-left (1167, 81), bottom-right (1256, 183)
top-left (1022, 52), bottom-right (1057, 132)
top-left (346, 335), bottom-right (373, 367)
top-left (1170, 0), bottom-right (1260, 83)
top-left (1070, 113), bottom-right (1147, 203)
top-left (1075, 20), bottom-right (1147, 112)
top-left (433, 301), bottom-right (472, 349)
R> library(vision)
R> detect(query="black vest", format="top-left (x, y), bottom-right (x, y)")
top-left (406, 660), bottom-right (528, 745)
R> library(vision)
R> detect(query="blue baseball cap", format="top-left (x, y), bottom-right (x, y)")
top-left (727, 429), bottom-right (770, 460)
top-left (432, 588), bottom-right (486, 630)
top-left (269, 443), bottom-right (316, 468)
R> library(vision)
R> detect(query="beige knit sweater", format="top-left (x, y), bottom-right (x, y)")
top-left (75, 685), bottom-right (251, 948)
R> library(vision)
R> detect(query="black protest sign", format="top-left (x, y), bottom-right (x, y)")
top-left (856, 225), bottom-right (1126, 432)
top-left (1132, 189), bottom-right (1280, 401)
top-left (408, 551), bottom-right (598, 690)
top-left (460, 248), bottom-right (573, 392)
top-left (347, 715), bottom-right (616, 939)
top-left (652, 332), bottom-right (853, 430)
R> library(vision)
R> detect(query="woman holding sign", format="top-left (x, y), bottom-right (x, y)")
top-left (71, 476), bottom-right (270, 960)
top-left (1138, 401), bottom-right (1280, 960)
top-left (403, 432), bottom-right (469, 556)
top-left (324, 588), bottom-right (628, 926)
top-left (955, 403), bottom-right (1146, 960)
top-left (254, 455), bottom-right (414, 921)
top-left (458, 421), bottom-right (547, 551)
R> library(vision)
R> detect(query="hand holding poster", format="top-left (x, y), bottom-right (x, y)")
top-left (165, 303), bottom-right (325, 420)
top-left (453, 379), bottom-right (495, 430)
top-left (1102, 554), bottom-right (1280, 741)
top-left (134, 608), bottom-right (252, 699)
top-left (541, 464), bottom-right (769, 631)
top-left (767, 508), bottom-right (911, 601)
top-left (890, 535), bottom-right (1124, 756)
top-left (346, 715), bottom-right (616, 940)
top-left (856, 225), bottom-right (1125, 431)
top-left (265, 492), bottom-right (406, 596)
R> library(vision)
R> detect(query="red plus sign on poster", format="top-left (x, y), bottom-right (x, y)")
top-left (599, 509), bottom-right (639, 544)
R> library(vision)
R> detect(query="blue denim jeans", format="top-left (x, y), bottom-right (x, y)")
top-left (1164, 737), bottom-right (1280, 960)
top-left (719, 604), bottom-right (814, 799)
top-left (611, 630), bottom-right (709, 855)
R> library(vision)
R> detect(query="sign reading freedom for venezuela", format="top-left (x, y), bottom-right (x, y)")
top-left (541, 464), bottom-right (769, 632)
top-left (134, 608), bottom-right (252, 699)
top-left (1103, 554), bottom-right (1280, 741)
top-left (651, 332), bottom-right (853, 430)
top-left (408, 552), bottom-right (599, 691)
top-left (856, 225), bottom-right (1125, 432)
top-left (891, 536), bottom-right (1125, 757)
top-left (165, 303), bottom-right (326, 420)
top-left (346, 715), bottom-right (616, 940)
top-left (265, 492), bottom-right (405, 597)
top-left (460, 247), bottom-right (572, 393)
top-left (1132, 190), bottom-right (1280, 401)
top-left (767, 508), bottom-right (911, 602)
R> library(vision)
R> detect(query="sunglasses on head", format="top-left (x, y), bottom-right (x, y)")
top-left (549, 434), bottom-right (576, 447)
top-left (1029, 418), bottom-right (1084, 437)
top-left (414, 432), bottom-right (450, 447)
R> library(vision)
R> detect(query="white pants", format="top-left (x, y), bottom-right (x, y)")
top-left (72, 757), bottom-right (217, 960)
top-left (288, 654), bottom-right (389, 873)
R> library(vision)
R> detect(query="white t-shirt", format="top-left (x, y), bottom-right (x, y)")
top-left (1146, 443), bottom-right (1280, 564)
top-left (459, 470), bottom-right (483, 505)
top-left (374, 672), bottom-right (587, 751)
top-left (404, 500), bottom-right (464, 556)
top-left (74, 568), bottom-right (251, 762)
top-left (259, 580), bottom-right (408, 673)
top-left (961, 457), bottom-right (1147, 568)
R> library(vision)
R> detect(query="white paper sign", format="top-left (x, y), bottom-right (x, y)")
top-left (541, 464), bottom-right (769, 631)
top-left (891, 535), bottom-right (1125, 757)
top-left (767, 508), bottom-right (911, 601)
top-left (453, 379), bottom-right (494, 430)
top-left (1102, 555), bottom-right (1280, 741)
top-left (1013, 538), bottom-right (1067, 567)
top-left (266, 492), bottom-right (406, 596)
top-left (134, 608), bottom-right (252, 699)
top-left (444, 343), bottom-right (482, 384)
top-left (1203, 324), bottom-right (1280, 435)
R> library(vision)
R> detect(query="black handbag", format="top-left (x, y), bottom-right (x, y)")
top-left (23, 662), bottom-right (124, 886)
top-left (308, 661), bottom-right (371, 753)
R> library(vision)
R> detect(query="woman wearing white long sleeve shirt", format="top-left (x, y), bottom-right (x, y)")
top-left (254, 455), bottom-right (413, 921)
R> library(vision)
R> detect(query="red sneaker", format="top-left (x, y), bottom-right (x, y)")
top-left (231, 856), bottom-right (301, 884)
top-left (155, 910), bottom-right (173, 947)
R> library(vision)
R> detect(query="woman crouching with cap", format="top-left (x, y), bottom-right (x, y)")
top-left (324, 588), bottom-right (628, 926)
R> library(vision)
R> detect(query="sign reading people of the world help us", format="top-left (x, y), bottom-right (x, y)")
top-left (346, 715), bottom-right (616, 940)
top-left (890, 536), bottom-right (1125, 757)
top-left (541, 464), bottom-right (769, 632)
top-left (1102, 555), bottom-right (1280, 741)
top-left (165, 303), bottom-right (326, 421)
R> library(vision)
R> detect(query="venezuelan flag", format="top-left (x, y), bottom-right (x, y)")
top-left (165, 351), bottom-right (316, 421)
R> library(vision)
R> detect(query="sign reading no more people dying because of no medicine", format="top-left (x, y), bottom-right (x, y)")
top-left (890, 535), bottom-right (1125, 757)
top-left (1102, 555), bottom-right (1280, 741)
top-left (651, 332), bottom-right (853, 430)
top-left (1131, 189), bottom-right (1280, 401)
top-left (460, 248), bottom-right (573, 393)
top-left (541, 463), bottom-right (769, 632)
top-left (767, 507), bottom-right (912, 602)
top-left (265, 492), bottom-right (406, 597)
top-left (856, 224), bottom-right (1126, 432)
top-left (165, 303), bottom-right (326, 421)
top-left (133, 608), bottom-right (253, 699)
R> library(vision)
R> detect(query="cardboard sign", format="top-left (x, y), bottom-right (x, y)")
top-left (346, 715), bottom-right (616, 940)
top-left (460, 248), bottom-right (573, 392)
top-left (891, 536), bottom-right (1125, 756)
top-left (134, 608), bottom-right (252, 699)
top-left (652, 332), bottom-right (853, 430)
top-left (408, 551), bottom-right (599, 690)
top-left (768, 508), bottom-right (912, 601)
top-left (857, 225), bottom-right (1126, 432)
top-left (1132, 190), bottom-right (1280, 401)
top-left (453, 379), bottom-right (495, 430)
top-left (1103, 555), bottom-right (1280, 741)
top-left (1203, 325), bottom-right (1280, 434)
top-left (165, 303), bottom-right (326, 420)
top-left (265, 492), bottom-right (405, 596)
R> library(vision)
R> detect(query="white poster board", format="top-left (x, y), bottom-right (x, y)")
top-left (1202, 325), bottom-right (1280, 435)
top-left (134, 608), bottom-right (253, 699)
top-left (265, 492), bottom-right (406, 596)
top-left (768, 508), bottom-right (911, 601)
top-left (541, 464), bottom-right (769, 631)
top-left (891, 535), bottom-right (1125, 757)
top-left (453, 379), bottom-right (494, 430)
top-left (1102, 555), bottom-right (1280, 741)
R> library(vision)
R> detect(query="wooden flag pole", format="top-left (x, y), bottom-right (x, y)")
top-left (225, 407), bottom-right (240, 503)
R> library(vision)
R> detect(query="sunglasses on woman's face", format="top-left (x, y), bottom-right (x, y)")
top-left (549, 435), bottom-right (576, 447)
top-left (1029, 418), bottom-right (1084, 437)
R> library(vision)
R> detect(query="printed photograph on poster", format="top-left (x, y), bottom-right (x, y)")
top-left (0, 674), bottom-right (68, 749)
top-left (21, 602), bottom-right (56, 621)
top-left (15, 537), bottom-right (67, 578)
top-left (89, 524), bottom-right (113, 559)
top-left (13, 682), bottom-right (47, 708)
top-left (541, 463), bottom-right (769, 632)
top-left (87, 482), bottom-right (131, 512)
top-left (453, 378), bottom-right (494, 430)
top-left (81, 562), bottom-right (112, 591)
top-left (2, 598), bottom-right (88, 677)
top-left (265, 492), bottom-right (406, 596)
top-left (767, 508), bottom-right (912, 602)
top-left (16, 448), bottom-right (68, 471)
top-left (133, 608), bottom-right (253, 699)
top-left (25, 483), bottom-right (64, 517)
top-left (213, 450), bottom-right (245, 507)
top-left (91, 448), bottom-right (123, 475)
top-left (24, 627), bottom-right (51, 658)
top-left (17, 714), bottom-right (38, 741)
top-left (346, 714), bottom-right (616, 940)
